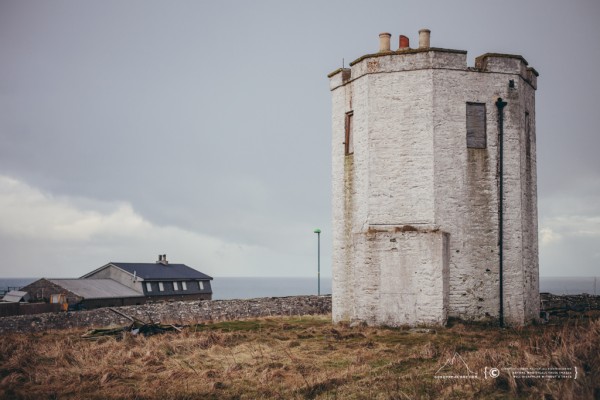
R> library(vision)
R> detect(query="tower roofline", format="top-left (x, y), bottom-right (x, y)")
top-left (327, 30), bottom-right (538, 91)
top-left (327, 49), bottom-right (539, 79)
top-left (348, 47), bottom-right (467, 67)
top-left (476, 53), bottom-right (539, 76)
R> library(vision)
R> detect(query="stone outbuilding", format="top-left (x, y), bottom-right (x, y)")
top-left (20, 278), bottom-right (144, 309)
top-left (328, 29), bottom-right (539, 327)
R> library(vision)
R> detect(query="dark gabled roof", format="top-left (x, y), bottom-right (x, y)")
top-left (109, 262), bottom-right (213, 281)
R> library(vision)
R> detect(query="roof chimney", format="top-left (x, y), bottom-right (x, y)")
top-left (379, 32), bottom-right (391, 52)
top-left (419, 28), bottom-right (431, 49)
top-left (156, 254), bottom-right (168, 265)
top-left (398, 35), bottom-right (410, 50)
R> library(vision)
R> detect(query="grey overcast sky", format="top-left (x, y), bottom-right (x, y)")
top-left (0, 0), bottom-right (599, 278)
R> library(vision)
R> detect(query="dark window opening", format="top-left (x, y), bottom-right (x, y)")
top-left (345, 111), bottom-right (354, 155)
top-left (525, 111), bottom-right (531, 159)
top-left (466, 102), bottom-right (486, 148)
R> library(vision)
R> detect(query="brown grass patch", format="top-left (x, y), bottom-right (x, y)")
top-left (0, 315), bottom-right (598, 399)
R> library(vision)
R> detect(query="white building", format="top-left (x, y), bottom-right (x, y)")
top-left (328, 29), bottom-right (539, 327)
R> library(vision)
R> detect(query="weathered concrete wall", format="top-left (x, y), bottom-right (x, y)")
top-left (0, 296), bottom-right (331, 334)
top-left (330, 45), bottom-right (539, 327)
top-left (431, 63), bottom-right (539, 324)
top-left (371, 228), bottom-right (448, 326)
top-left (367, 68), bottom-right (435, 225)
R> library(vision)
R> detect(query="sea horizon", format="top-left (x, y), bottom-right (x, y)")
top-left (1, 276), bottom-right (598, 299)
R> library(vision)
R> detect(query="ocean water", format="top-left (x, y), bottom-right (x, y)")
top-left (0, 276), bottom-right (597, 299)
top-left (0, 278), bottom-right (36, 293)
top-left (0, 277), bottom-right (333, 300)
top-left (540, 276), bottom-right (599, 296)
top-left (211, 277), bottom-right (332, 300)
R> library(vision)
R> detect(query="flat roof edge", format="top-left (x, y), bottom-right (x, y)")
top-left (349, 47), bottom-right (467, 66)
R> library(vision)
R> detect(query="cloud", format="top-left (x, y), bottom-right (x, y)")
top-left (0, 175), bottom-right (298, 278)
top-left (540, 216), bottom-right (600, 245)
top-left (0, 175), bottom-right (147, 241)
top-left (538, 182), bottom-right (600, 276)
top-left (539, 227), bottom-right (562, 246)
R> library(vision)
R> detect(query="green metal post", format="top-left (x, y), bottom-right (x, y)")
top-left (314, 229), bottom-right (321, 296)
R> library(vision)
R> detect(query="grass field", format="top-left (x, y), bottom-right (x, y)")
top-left (0, 314), bottom-right (598, 399)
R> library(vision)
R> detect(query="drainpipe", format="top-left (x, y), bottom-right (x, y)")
top-left (496, 97), bottom-right (507, 327)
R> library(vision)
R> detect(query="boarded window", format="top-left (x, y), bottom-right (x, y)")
top-left (145, 282), bottom-right (152, 292)
top-left (158, 282), bottom-right (164, 291)
top-left (466, 103), bottom-right (486, 148)
top-left (345, 112), bottom-right (354, 155)
top-left (173, 281), bottom-right (179, 291)
top-left (182, 281), bottom-right (187, 290)
top-left (199, 281), bottom-right (204, 290)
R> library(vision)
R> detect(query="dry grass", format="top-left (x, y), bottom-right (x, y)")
top-left (0, 315), bottom-right (599, 399)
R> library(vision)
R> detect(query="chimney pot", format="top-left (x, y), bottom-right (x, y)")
top-left (418, 28), bottom-right (431, 49)
top-left (399, 35), bottom-right (410, 50)
top-left (379, 32), bottom-right (391, 52)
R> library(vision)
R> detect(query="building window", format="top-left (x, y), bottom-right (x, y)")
top-left (145, 282), bottom-right (152, 292)
top-left (173, 281), bottom-right (179, 291)
top-left (345, 111), bottom-right (354, 155)
top-left (199, 281), bottom-right (204, 290)
top-left (466, 102), bottom-right (486, 148)
top-left (158, 282), bottom-right (164, 292)
top-left (182, 281), bottom-right (187, 290)
top-left (525, 111), bottom-right (531, 159)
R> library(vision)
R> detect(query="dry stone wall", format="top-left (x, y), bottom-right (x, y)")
top-left (0, 294), bottom-right (597, 333)
top-left (0, 296), bottom-right (331, 334)
top-left (540, 293), bottom-right (600, 316)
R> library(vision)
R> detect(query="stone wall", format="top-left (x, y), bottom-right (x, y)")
top-left (540, 293), bottom-right (600, 316)
top-left (0, 295), bottom-right (331, 334)
top-left (1, 294), bottom-right (597, 333)
top-left (20, 279), bottom-right (78, 303)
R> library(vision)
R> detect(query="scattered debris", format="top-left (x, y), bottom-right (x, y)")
top-left (81, 308), bottom-right (182, 339)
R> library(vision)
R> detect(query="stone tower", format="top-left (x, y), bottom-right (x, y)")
top-left (328, 29), bottom-right (539, 327)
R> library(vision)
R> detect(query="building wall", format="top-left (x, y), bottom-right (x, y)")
top-left (349, 228), bottom-right (449, 326)
top-left (144, 293), bottom-right (212, 302)
top-left (20, 279), bottom-right (82, 305)
top-left (86, 265), bottom-right (144, 293)
top-left (142, 280), bottom-right (212, 300)
top-left (80, 293), bottom-right (211, 309)
top-left (330, 48), bottom-right (538, 326)
top-left (80, 297), bottom-right (145, 309)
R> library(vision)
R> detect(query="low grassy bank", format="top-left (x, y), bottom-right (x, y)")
top-left (1, 315), bottom-right (598, 399)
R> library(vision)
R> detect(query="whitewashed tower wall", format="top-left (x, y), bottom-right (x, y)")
top-left (329, 30), bottom-right (539, 326)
